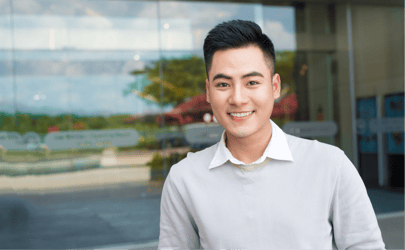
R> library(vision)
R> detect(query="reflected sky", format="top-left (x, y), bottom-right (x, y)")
top-left (0, 76), bottom-right (14, 114)
top-left (6, 75), bottom-right (170, 116)
top-left (0, 0), bottom-right (157, 17)
top-left (0, 0), bottom-right (296, 116)
top-left (0, 1), bottom-right (295, 51)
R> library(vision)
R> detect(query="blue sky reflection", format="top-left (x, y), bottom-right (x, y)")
top-left (0, 0), bottom-right (296, 117)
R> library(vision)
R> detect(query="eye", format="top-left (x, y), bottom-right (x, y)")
top-left (248, 81), bottom-right (259, 86)
top-left (216, 82), bottom-right (229, 88)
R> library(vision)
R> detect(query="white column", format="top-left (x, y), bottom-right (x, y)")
top-left (346, 4), bottom-right (359, 170)
top-left (376, 95), bottom-right (386, 187)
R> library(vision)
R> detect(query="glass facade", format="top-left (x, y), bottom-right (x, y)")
top-left (0, 0), bottom-right (403, 248)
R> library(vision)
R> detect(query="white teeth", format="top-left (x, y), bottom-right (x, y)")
top-left (230, 111), bottom-right (253, 117)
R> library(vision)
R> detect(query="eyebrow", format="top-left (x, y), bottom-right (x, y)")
top-left (212, 71), bottom-right (264, 82)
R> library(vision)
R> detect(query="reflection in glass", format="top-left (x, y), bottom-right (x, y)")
top-left (1, 1), bottom-right (165, 248)
top-left (0, 51), bottom-right (14, 114)
top-left (158, 1), bottom-right (257, 51)
top-left (263, 6), bottom-right (297, 131)
top-left (0, 15), bottom-right (12, 49)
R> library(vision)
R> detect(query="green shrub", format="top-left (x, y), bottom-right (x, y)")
top-left (147, 152), bottom-right (187, 180)
top-left (135, 138), bottom-right (159, 150)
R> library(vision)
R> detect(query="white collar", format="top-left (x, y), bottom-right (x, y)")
top-left (208, 119), bottom-right (294, 169)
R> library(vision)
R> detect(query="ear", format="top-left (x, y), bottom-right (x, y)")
top-left (272, 73), bottom-right (281, 100)
top-left (205, 79), bottom-right (211, 103)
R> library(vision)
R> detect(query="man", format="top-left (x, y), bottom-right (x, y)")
top-left (158, 20), bottom-right (385, 249)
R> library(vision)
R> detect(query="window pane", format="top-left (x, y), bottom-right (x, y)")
top-left (1, 1), bottom-right (163, 249)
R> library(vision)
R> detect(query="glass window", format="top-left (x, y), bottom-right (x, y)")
top-left (0, 54), bottom-right (13, 115)
top-left (1, 1), bottom-right (164, 248)
top-left (0, 0), bottom-right (13, 115)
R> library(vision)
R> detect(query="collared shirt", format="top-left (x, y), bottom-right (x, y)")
top-left (158, 120), bottom-right (385, 249)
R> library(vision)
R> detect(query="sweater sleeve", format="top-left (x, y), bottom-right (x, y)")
top-left (158, 171), bottom-right (200, 249)
top-left (331, 150), bottom-right (385, 249)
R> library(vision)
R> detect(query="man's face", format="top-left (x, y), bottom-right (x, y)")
top-left (205, 45), bottom-right (281, 139)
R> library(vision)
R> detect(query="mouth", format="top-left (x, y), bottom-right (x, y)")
top-left (227, 111), bottom-right (255, 121)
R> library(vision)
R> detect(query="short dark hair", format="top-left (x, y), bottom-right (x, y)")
top-left (203, 19), bottom-right (276, 78)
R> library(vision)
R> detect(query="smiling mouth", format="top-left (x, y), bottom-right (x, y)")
top-left (228, 111), bottom-right (255, 120)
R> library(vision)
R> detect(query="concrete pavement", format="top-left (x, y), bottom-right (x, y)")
top-left (0, 162), bottom-right (403, 249)
top-left (377, 212), bottom-right (405, 249)
top-left (0, 183), bottom-right (403, 249)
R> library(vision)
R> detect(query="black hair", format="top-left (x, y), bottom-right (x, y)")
top-left (203, 19), bottom-right (276, 78)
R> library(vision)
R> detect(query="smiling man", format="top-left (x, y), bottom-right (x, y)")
top-left (205, 44), bottom-right (279, 165)
top-left (158, 20), bottom-right (385, 249)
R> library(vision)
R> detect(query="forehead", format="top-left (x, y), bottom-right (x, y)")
top-left (210, 46), bottom-right (271, 78)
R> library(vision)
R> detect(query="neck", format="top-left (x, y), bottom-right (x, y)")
top-left (225, 121), bottom-right (273, 165)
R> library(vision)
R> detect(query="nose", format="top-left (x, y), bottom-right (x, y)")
top-left (228, 84), bottom-right (248, 106)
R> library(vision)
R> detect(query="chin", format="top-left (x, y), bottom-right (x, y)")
top-left (228, 127), bottom-right (255, 138)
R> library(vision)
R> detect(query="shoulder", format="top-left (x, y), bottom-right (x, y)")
top-left (284, 133), bottom-right (346, 168)
top-left (285, 133), bottom-right (343, 154)
top-left (168, 143), bottom-right (217, 180)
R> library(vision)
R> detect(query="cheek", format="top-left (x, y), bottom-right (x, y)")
top-left (254, 90), bottom-right (274, 105)
top-left (209, 93), bottom-right (226, 107)
top-left (208, 96), bottom-right (222, 113)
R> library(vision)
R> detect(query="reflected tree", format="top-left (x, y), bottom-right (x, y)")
top-left (87, 116), bottom-right (108, 130)
top-left (15, 114), bottom-right (33, 134)
top-left (275, 51), bottom-right (296, 95)
top-left (34, 116), bottom-right (52, 134)
top-left (0, 116), bottom-right (16, 132)
top-left (123, 55), bottom-right (206, 107)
